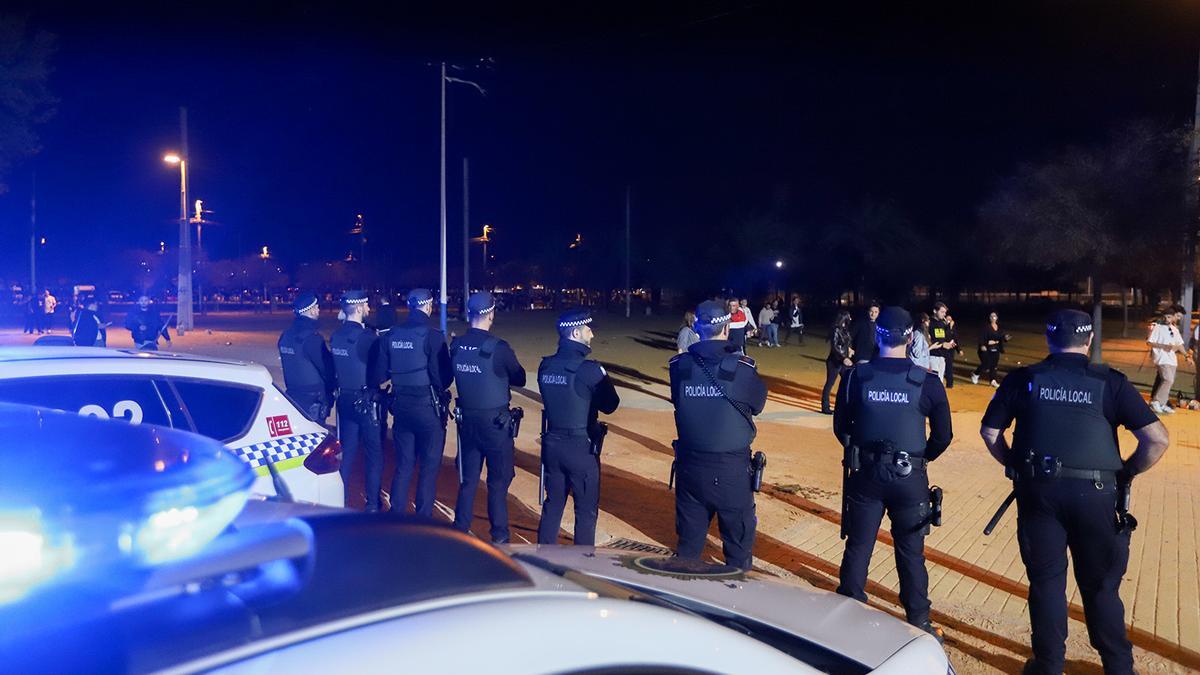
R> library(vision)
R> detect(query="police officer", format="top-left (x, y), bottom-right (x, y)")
top-left (451, 291), bottom-right (526, 543)
top-left (375, 288), bottom-right (452, 516)
top-left (980, 310), bottom-right (1169, 675)
top-left (668, 300), bottom-right (766, 570)
top-left (278, 292), bottom-right (336, 421)
top-left (536, 309), bottom-right (620, 545)
top-left (833, 307), bottom-right (951, 640)
top-left (330, 290), bottom-right (384, 511)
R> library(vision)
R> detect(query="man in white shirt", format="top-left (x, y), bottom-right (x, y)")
top-left (1148, 305), bottom-right (1189, 414)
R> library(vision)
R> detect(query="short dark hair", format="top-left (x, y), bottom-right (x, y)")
top-left (697, 321), bottom-right (726, 340)
top-left (876, 329), bottom-right (909, 349)
top-left (1170, 305), bottom-right (1185, 315)
top-left (933, 301), bottom-right (948, 312)
top-left (867, 300), bottom-right (880, 309)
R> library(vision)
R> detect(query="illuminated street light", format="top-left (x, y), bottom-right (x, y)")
top-left (163, 138), bottom-right (193, 333)
top-left (775, 260), bottom-right (784, 269)
top-left (259, 246), bottom-right (270, 260)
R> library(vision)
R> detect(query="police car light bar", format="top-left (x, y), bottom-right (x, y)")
top-left (0, 404), bottom-right (254, 604)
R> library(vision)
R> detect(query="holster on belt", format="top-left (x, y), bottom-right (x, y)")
top-left (668, 440), bottom-right (679, 491)
top-left (750, 451), bottom-right (766, 492)
top-left (589, 421), bottom-right (609, 457)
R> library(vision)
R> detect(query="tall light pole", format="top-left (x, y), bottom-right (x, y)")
top-left (164, 107), bottom-right (193, 334)
top-left (439, 62), bottom-right (448, 333)
top-left (462, 156), bottom-right (470, 321)
top-left (29, 171), bottom-right (36, 297)
top-left (438, 63), bottom-right (486, 334)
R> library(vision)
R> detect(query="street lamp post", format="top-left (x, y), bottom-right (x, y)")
top-left (437, 63), bottom-right (486, 334)
top-left (163, 150), bottom-right (192, 334)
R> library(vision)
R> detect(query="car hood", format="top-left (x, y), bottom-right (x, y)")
top-left (505, 543), bottom-right (927, 670)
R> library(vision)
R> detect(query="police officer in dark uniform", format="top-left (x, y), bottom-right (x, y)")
top-left (375, 288), bottom-right (452, 516)
top-left (278, 292), bottom-right (336, 421)
top-left (668, 300), bottom-right (767, 570)
top-left (833, 307), bottom-right (951, 640)
top-left (536, 308), bottom-right (620, 545)
top-left (981, 310), bottom-right (1168, 675)
top-left (330, 290), bottom-right (385, 511)
top-left (451, 291), bottom-right (526, 543)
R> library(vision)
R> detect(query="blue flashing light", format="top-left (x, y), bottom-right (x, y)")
top-left (0, 403), bottom-right (253, 601)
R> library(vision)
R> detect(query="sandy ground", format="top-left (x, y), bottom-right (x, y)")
top-left (6, 309), bottom-right (1199, 674)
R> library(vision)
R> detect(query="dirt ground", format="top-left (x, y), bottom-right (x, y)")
top-left (6, 308), bottom-right (1198, 674)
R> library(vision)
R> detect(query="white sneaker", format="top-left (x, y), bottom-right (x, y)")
top-left (991, 380), bottom-right (1000, 388)
top-left (1163, 405), bottom-right (1176, 415)
top-left (1150, 401), bottom-right (1165, 414)
top-left (971, 374), bottom-right (980, 385)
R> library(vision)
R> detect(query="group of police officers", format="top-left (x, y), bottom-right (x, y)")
top-left (281, 291), bottom-right (1169, 674)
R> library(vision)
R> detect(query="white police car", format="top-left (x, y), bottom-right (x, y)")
top-left (0, 347), bottom-right (342, 506)
top-left (0, 404), bottom-right (952, 674)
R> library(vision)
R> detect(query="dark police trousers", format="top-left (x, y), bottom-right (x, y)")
top-left (336, 397), bottom-right (382, 511)
top-left (675, 449), bottom-right (756, 570)
top-left (452, 409), bottom-right (515, 543)
top-left (1017, 478), bottom-right (1133, 675)
top-left (390, 395), bottom-right (446, 517)
top-left (838, 464), bottom-right (931, 627)
top-left (537, 432), bottom-right (600, 546)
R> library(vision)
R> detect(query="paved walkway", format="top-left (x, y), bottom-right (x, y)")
top-left (5, 314), bottom-right (1198, 673)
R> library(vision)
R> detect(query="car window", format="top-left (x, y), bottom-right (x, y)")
top-left (169, 379), bottom-right (262, 442)
top-left (0, 376), bottom-right (173, 427)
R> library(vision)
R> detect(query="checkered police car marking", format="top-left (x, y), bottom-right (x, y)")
top-left (234, 431), bottom-right (325, 468)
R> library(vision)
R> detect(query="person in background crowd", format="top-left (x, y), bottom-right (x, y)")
top-left (850, 302), bottom-right (880, 364)
top-left (23, 292), bottom-right (39, 334)
top-left (758, 301), bottom-right (777, 348)
top-left (972, 311), bottom-right (1008, 387)
top-left (126, 295), bottom-right (172, 351)
top-left (71, 299), bottom-right (105, 347)
top-left (677, 310), bottom-right (700, 353)
top-left (822, 310), bottom-right (854, 415)
top-left (784, 296), bottom-right (804, 345)
top-left (727, 297), bottom-right (749, 353)
top-left (928, 302), bottom-right (956, 386)
top-left (1191, 320), bottom-right (1200, 408)
top-left (909, 312), bottom-right (931, 369)
top-left (740, 298), bottom-right (758, 347)
top-left (374, 294), bottom-right (398, 335)
top-left (41, 289), bottom-right (57, 333)
top-left (1148, 305), bottom-right (1188, 414)
top-left (770, 298), bottom-right (784, 347)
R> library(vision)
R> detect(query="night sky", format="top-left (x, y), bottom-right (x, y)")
top-left (1, 1), bottom-right (1197, 288)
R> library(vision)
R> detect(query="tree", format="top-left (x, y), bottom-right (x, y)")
top-left (0, 16), bottom-right (55, 192)
top-left (980, 121), bottom-right (1188, 361)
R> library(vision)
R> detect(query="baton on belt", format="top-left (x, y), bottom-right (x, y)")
top-left (538, 410), bottom-right (548, 506)
top-left (453, 404), bottom-right (464, 484)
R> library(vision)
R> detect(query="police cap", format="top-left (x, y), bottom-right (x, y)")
top-left (557, 308), bottom-right (592, 330)
top-left (406, 288), bottom-right (434, 309)
top-left (293, 293), bottom-right (319, 314)
top-left (1046, 309), bottom-right (1093, 345)
top-left (875, 306), bottom-right (913, 340)
top-left (695, 300), bottom-right (731, 327)
top-left (467, 291), bottom-right (497, 317)
top-left (341, 290), bottom-right (369, 307)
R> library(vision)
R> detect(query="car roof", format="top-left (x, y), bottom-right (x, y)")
top-left (0, 346), bottom-right (253, 367)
